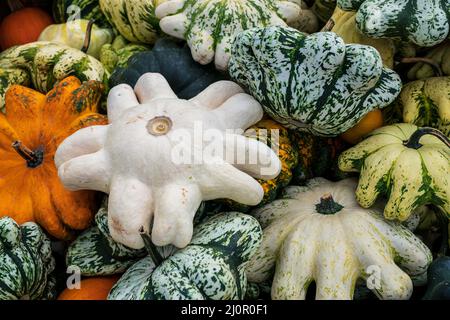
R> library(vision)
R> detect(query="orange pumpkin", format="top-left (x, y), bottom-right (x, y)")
top-left (0, 76), bottom-right (107, 239)
top-left (340, 109), bottom-right (384, 144)
top-left (58, 276), bottom-right (120, 300)
top-left (0, 1), bottom-right (53, 50)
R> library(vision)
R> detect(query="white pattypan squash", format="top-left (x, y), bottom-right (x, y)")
top-left (55, 73), bottom-right (281, 249)
top-left (246, 178), bottom-right (432, 300)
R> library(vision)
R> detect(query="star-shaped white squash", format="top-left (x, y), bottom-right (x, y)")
top-left (55, 73), bottom-right (281, 249)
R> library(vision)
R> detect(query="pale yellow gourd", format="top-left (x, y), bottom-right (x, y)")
top-left (38, 19), bottom-right (115, 59)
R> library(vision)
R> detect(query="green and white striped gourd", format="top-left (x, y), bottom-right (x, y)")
top-left (0, 217), bottom-right (56, 300)
top-left (228, 25), bottom-right (402, 136)
top-left (339, 123), bottom-right (450, 221)
top-left (246, 178), bottom-right (433, 300)
top-left (155, 0), bottom-right (303, 70)
top-left (0, 41), bottom-right (108, 112)
top-left (99, 0), bottom-right (165, 44)
top-left (66, 203), bottom-right (147, 276)
top-left (53, 0), bottom-right (111, 28)
top-left (108, 212), bottom-right (262, 300)
top-left (337, 0), bottom-right (450, 47)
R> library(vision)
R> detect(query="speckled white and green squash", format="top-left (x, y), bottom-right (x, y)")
top-left (392, 77), bottom-right (450, 137)
top-left (99, 0), bottom-right (165, 44)
top-left (66, 203), bottom-right (147, 276)
top-left (0, 41), bottom-right (108, 112)
top-left (0, 217), bottom-right (56, 300)
top-left (339, 123), bottom-right (450, 221)
top-left (108, 212), bottom-right (262, 300)
top-left (337, 0), bottom-right (450, 47)
top-left (246, 178), bottom-right (433, 300)
top-left (155, 0), bottom-right (302, 70)
top-left (0, 68), bottom-right (30, 111)
top-left (228, 26), bottom-right (402, 136)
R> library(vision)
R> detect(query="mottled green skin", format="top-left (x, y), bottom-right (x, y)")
top-left (108, 212), bottom-right (262, 300)
top-left (66, 206), bottom-right (147, 276)
top-left (0, 42), bottom-right (109, 112)
top-left (0, 217), bottom-right (56, 300)
top-left (157, 0), bottom-right (301, 70)
top-left (229, 26), bottom-right (402, 136)
top-left (339, 123), bottom-right (450, 221)
top-left (53, 0), bottom-right (111, 28)
top-left (0, 68), bottom-right (30, 112)
top-left (338, 0), bottom-right (450, 47)
top-left (100, 36), bottom-right (149, 73)
top-left (100, 0), bottom-right (161, 44)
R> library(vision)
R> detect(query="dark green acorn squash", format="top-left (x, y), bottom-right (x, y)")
top-left (423, 256), bottom-right (450, 300)
top-left (109, 38), bottom-right (226, 99)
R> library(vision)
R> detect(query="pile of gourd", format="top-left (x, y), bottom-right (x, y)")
top-left (0, 0), bottom-right (449, 301)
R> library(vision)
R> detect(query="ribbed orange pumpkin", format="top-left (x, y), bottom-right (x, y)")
top-left (58, 276), bottom-right (120, 300)
top-left (0, 76), bottom-right (107, 239)
top-left (0, 2), bottom-right (53, 50)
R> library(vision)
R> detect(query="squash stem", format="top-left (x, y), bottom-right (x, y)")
top-left (81, 20), bottom-right (95, 54)
top-left (320, 18), bottom-right (335, 32)
top-left (399, 57), bottom-right (443, 77)
top-left (139, 227), bottom-right (164, 266)
top-left (315, 193), bottom-right (344, 215)
top-left (12, 141), bottom-right (44, 168)
top-left (404, 127), bottom-right (450, 149)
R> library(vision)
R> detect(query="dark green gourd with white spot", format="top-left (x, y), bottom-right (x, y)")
top-left (0, 217), bottom-right (56, 300)
top-left (229, 25), bottom-right (402, 137)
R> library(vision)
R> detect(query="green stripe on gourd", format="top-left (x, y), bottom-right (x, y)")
top-left (53, 0), bottom-right (111, 28)
top-left (99, 0), bottom-right (162, 44)
top-left (156, 0), bottom-right (302, 70)
top-left (338, 123), bottom-right (450, 221)
top-left (0, 41), bottom-right (108, 112)
top-left (108, 212), bottom-right (262, 300)
top-left (392, 77), bottom-right (450, 137)
top-left (66, 205), bottom-right (147, 276)
top-left (229, 25), bottom-right (401, 136)
top-left (337, 0), bottom-right (450, 47)
top-left (0, 217), bottom-right (56, 300)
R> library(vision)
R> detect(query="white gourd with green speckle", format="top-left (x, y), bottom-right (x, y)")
top-left (108, 212), bottom-right (262, 300)
top-left (229, 25), bottom-right (402, 136)
top-left (337, 0), bottom-right (450, 47)
top-left (339, 123), bottom-right (450, 221)
top-left (155, 0), bottom-right (302, 70)
top-left (246, 178), bottom-right (433, 300)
